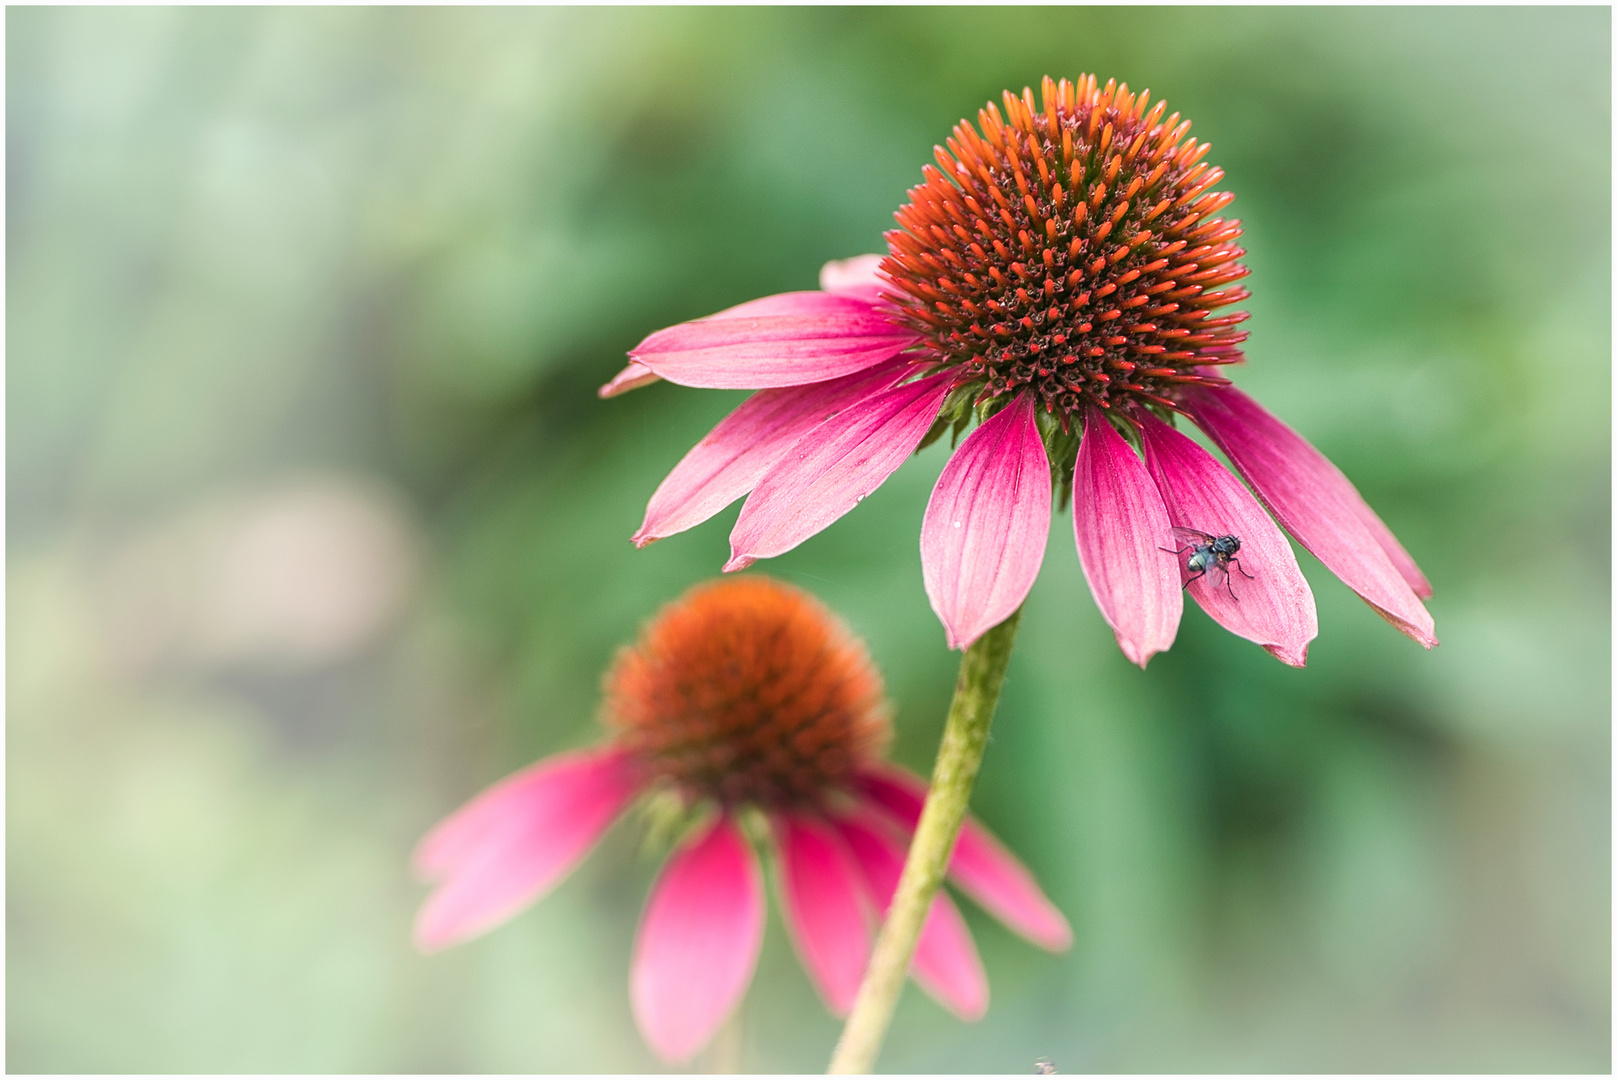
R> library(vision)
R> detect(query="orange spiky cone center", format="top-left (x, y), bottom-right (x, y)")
top-left (602, 577), bottom-right (890, 809)
top-left (881, 75), bottom-right (1251, 423)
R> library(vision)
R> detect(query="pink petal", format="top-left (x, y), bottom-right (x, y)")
top-left (1180, 382), bottom-right (1437, 644)
top-left (772, 813), bottom-right (873, 1016)
top-left (633, 355), bottom-right (914, 547)
top-left (631, 815), bottom-right (766, 1064)
top-left (627, 292), bottom-right (920, 390)
top-left (706, 291), bottom-right (870, 320)
top-left (1071, 406), bottom-right (1183, 667)
top-left (819, 254), bottom-right (888, 305)
top-left (725, 371), bottom-right (953, 571)
top-left (607, 294), bottom-right (861, 399)
top-left (834, 811), bottom-right (988, 1021)
top-left (412, 747), bottom-right (643, 952)
top-left (852, 765), bottom-right (1072, 953)
top-left (1136, 409), bottom-right (1319, 667)
top-left (920, 392), bottom-right (1052, 651)
top-left (598, 361), bottom-right (661, 399)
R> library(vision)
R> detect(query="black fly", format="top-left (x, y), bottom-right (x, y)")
top-left (1162, 527), bottom-right (1255, 600)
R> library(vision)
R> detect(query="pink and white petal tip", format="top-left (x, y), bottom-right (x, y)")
top-left (921, 391), bottom-right (1052, 651)
top-left (1071, 406), bottom-right (1182, 668)
top-left (1136, 408), bottom-right (1318, 667)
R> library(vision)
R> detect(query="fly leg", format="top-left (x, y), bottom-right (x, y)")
top-left (1160, 545), bottom-right (1203, 592)
top-left (1225, 558), bottom-right (1255, 599)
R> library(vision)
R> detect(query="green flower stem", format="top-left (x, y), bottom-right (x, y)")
top-left (827, 606), bottom-right (1024, 1075)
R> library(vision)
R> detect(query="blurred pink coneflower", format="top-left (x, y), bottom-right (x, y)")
top-left (605, 75), bottom-right (1435, 666)
top-left (413, 576), bottom-right (1069, 1064)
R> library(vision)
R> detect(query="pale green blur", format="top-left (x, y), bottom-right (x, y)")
top-left (8, 7), bottom-right (1609, 1072)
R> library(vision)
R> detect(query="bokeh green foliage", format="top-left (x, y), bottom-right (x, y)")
top-left (8, 6), bottom-right (1609, 1072)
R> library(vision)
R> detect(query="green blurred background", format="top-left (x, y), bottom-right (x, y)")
top-left (8, 6), bottom-right (1610, 1072)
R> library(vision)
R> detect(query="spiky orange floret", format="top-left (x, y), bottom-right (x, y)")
top-left (602, 577), bottom-right (890, 808)
top-left (880, 75), bottom-right (1251, 421)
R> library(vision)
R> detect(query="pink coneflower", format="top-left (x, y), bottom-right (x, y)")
top-left (413, 577), bottom-right (1070, 1064)
top-left (604, 75), bottom-right (1436, 666)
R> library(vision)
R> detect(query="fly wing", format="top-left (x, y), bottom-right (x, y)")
top-left (1169, 526), bottom-right (1216, 546)
top-left (1164, 527), bottom-right (1209, 589)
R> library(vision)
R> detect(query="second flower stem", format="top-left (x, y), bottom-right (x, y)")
top-left (827, 606), bottom-right (1024, 1075)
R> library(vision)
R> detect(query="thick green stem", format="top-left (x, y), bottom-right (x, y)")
top-left (827, 607), bottom-right (1023, 1075)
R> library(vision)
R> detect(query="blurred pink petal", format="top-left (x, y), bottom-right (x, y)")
top-left (598, 361), bottom-right (661, 399)
top-left (726, 371), bottom-right (953, 571)
top-left (1180, 382), bottom-right (1437, 644)
top-left (920, 392), bottom-right (1052, 651)
top-left (1071, 406), bottom-right (1183, 667)
top-left (633, 355), bottom-right (913, 547)
top-left (819, 254), bottom-right (888, 304)
top-left (627, 292), bottom-right (920, 390)
top-left (835, 811), bottom-right (988, 1021)
top-left (773, 813), bottom-right (873, 1016)
top-left (412, 748), bottom-right (643, 952)
top-left (852, 764), bottom-right (1072, 952)
top-left (1136, 409), bottom-right (1319, 667)
top-left (631, 815), bottom-right (766, 1064)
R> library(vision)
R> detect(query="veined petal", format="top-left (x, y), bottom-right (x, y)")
top-left (412, 747), bottom-right (643, 952)
top-left (1180, 382), bottom-right (1437, 644)
top-left (628, 292), bottom-right (920, 390)
top-left (921, 392), bottom-right (1051, 651)
top-left (820, 254), bottom-right (888, 305)
top-left (631, 815), bottom-right (765, 1064)
top-left (1072, 406), bottom-right (1183, 667)
top-left (598, 361), bottom-right (661, 399)
top-left (633, 355), bottom-right (913, 547)
top-left (772, 813), bottom-right (873, 1016)
top-left (708, 291), bottom-right (871, 320)
top-left (605, 290), bottom-right (836, 398)
top-left (726, 372), bottom-right (953, 571)
top-left (852, 765), bottom-right (1072, 953)
top-left (1136, 409), bottom-right (1319, 667)
top-left (835, 811), bottom-right (988, 1021)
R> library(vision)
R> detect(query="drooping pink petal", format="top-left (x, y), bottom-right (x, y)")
top-left (412, 747), bottom-right (644, 952)
top-left (627, 292), bottom-right (920, 390)
top-left (598, 361), bottom-right (661, 399)
top-left (725, 371), bottom-right (953, 571)
top-left (1135, 409), bottom-right (1319, 667)
top-left (772, 813), bottom-right (873, 1016)
top-left (1180, 382), bottom-right (1437, 644)
top-left (633, 355), bottom-right (914, 547)
top-left (834, 810), bottom-right (988, 1021)
top-left (1071, 406), bottom-right (1183, 667)
top-left (852, 765), bottom-right (1072, 953)
top-left (630, 815), bottom-right (766, 1064)
top-left (819, 254), bottom-right (888, 305)
top-left (920, 392), bottom-right (1052, 651)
